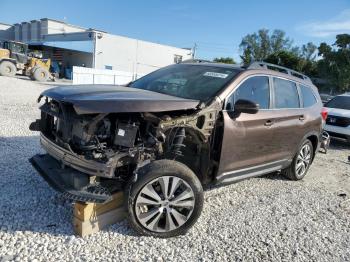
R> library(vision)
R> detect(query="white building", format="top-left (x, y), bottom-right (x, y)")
top-left (0, 18), bottom-right (193, 81)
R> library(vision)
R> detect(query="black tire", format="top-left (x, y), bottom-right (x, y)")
top-left (125, 159), bottom-right (204, 238)
top-left (30, 66), bottom-right (39, 80)
top-left (0, 61), bottom-right (17, 77)
top-left (282, 139), bottom-right (314, 180)
top-left (32, 67), bottom-right (49, 82)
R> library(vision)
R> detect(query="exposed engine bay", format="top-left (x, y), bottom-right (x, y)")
top-left (30, 96), bottom-right (222, 195)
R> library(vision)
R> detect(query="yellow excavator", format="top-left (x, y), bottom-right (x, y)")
top-left (0, 40), bottom-right (52, 82)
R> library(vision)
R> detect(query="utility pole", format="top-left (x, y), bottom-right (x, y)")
top-left (92, 32), bottom-right (96, 68)
top-left (192, 43), bottom-right (197, 59)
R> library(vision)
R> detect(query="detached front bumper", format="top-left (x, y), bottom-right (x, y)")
top-left (29, 154), bottom-right (113, 203)
top-left (40, 133), bottom-right (117, 178)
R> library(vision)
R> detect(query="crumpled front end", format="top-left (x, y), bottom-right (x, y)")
top-left (29, 92), bottom-right (220, 203)
top-left (29, 154), bottom-right (113, 203)
top-left (29, 97), bottom-right (148, 203)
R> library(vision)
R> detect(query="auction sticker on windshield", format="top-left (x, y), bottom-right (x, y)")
top-left (203, 72), bottom-right (229, 78)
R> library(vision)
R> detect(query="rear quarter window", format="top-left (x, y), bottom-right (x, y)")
top-left (300, 85), bottom-right (317, 107)
top-left (273, 78), bottom-right (300, 109)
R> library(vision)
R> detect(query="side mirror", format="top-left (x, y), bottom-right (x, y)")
top-left (234, 99), bottom-right (259, 114)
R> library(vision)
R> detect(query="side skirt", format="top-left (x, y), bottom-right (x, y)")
top-left (215, 159), bottom-right (291, 185)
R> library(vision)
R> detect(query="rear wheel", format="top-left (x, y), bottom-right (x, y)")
top-left (0, 61), bottom-right (17, 77)
top-left (125, 160), bottom-right (203, 238)
top-left (282, 139), bottom-right (314, 180)
top-left (32, 67), bottom-right (49, 82)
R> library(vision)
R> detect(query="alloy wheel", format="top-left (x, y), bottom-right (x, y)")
top-left (295, 144), bottom-right (312, 177)
top-left (135, 176), bottom-right (195, 233)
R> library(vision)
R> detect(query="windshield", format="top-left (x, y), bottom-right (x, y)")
top-left (130, 64), bottom-right (240, 101)
top-left (11, 42), bottom-right (26, 54)
top-left (325, 96), bottom-right (350, 110)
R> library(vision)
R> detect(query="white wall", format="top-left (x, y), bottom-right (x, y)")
top-left (40, 19), bottom-right (85, 37)
top-left (94, 33), bottom-right (192, 78)
top-left (135, 39), bottom-right (192, 76)
top-left (95, 33), bottom-right (137, 73)
top-left (73, 66), bottom-right (134, 85)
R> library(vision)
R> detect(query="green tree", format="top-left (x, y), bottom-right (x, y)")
top-left (317, 34), bottom-right (350, 93)
top-left (265, 50), bottom-right (300, 70)
top-left (239, 29), bottom-right (294, 65)
top-left (264, 50), bottom-right (317, 77)
top-left (334, 34), bottom-right (350, 49)
top-left (213, 57), bottom-right (236, 64)
top-left (301, 42), bottom-right (317, 61)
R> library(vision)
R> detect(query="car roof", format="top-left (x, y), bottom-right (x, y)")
top-left (180, 61), bottom-right (244, 71)
top-left (180, 60), bottom-right (313, 86)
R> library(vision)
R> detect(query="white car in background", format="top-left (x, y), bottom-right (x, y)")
top-left (324, 93), bottom-right (350, 143)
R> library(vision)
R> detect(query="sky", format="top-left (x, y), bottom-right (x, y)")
top-left (2, 0), bottom-right (350, 62)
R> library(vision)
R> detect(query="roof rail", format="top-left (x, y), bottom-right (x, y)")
top-left (180, 59), bottom-right (213, 64)
top-left (248, 62), bottom-right (312, 83)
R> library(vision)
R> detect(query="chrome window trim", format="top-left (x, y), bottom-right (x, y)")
top-left (224, 74), bottom-right (273, 111)
top-left (271, 76), bottom-right (301, 110)
top-left (299, 83), bottom-right (319, 108)
top-left (224, 74), bottom-right (308, 112)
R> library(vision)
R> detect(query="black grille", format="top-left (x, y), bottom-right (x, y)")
top-left (326, 115), bottom-right (350, 127)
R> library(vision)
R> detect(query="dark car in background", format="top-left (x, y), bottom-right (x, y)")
top-left (320, 93), bottom-right (334, 104)
top-left (29, 61), bottom-right (324, 238)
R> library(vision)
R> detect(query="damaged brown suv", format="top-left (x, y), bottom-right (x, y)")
top-left (30, 61), bottom-right (324, 237)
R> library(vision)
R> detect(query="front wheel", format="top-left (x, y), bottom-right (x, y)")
top-left (0, 61), bottom-right (17, 77)
top-left (282, 139), bottom-right (314, 180)
top-left (32, 67), bottom-right (49, 82)
top-left (125, 160), bottom-right (204, 238)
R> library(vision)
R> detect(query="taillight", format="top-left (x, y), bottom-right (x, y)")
top-left (321, 107), bottom-right (328, 121)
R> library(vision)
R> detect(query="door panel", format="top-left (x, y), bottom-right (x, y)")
top-left (265, 109), bottom-right (306, 162)
top-left (268, 77), bottom-right (305, 161)
top-left (218, 110), bottom-right (276, 175)
top-left (217, 75), bottom-right (275, 180)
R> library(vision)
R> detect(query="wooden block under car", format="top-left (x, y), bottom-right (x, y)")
top-left (74, 192), bottom-right (124, 220)
top-left (73, 192), bottom-right (126, 237)
top-left (73, 206), bottom-right (126, 237)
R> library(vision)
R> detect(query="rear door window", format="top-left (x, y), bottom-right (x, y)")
top-left (273, 78), bottom-right (300, 109)
top-left (300, 85), bottom-right (317, 107)
top-left (229, 76), bottom-right (270, 110)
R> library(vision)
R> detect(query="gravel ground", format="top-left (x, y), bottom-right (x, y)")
top-left (0, 76), bottom-right (349, 262)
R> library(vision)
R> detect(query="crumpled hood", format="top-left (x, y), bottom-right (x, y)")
top-left (40, 85), bottom-right (200, 114)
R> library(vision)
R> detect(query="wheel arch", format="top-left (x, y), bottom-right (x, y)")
top-left (163, 126), bottom-right (212, 185)
top-left (296, 131), bottom-right (319, 162)
top-left (0, 58), bottom-right (17, 65)
top-left (307, 134), bottom-right (319, 159)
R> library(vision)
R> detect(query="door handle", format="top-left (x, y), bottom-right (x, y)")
top-left (264, 120), bottom-right (274, 126)
top-left (299, 115), bottom-right (305, 121)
